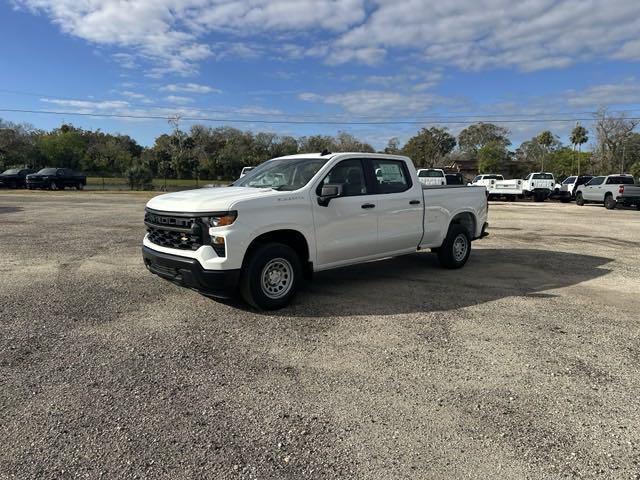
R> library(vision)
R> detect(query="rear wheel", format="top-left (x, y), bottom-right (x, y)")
top-left (437, 224), bottom-right (471, 269)
top-left (533, 191), bottom-right (545, 202)
top-left (576, 192), bottom-right (585, 206)
top-left (240, 242), bottom-right (302, 310)
top-left (604, 194), bottom-right (616, 210)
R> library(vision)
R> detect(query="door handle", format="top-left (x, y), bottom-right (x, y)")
top-left (361, 203), bottom-right (375, 209)
top-left (409, 200), bottom-right (421, 205)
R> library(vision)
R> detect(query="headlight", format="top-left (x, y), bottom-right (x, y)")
top-left (203, 212), bottom-right (237, 227)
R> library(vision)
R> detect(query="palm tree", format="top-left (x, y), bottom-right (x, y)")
top-left (536, 130), bottom-right (554, 171)
top-left (570, 124), bottom-right (588, 175)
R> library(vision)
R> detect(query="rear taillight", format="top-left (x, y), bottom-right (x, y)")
top-left (619, 185), bottom-right (625, 194)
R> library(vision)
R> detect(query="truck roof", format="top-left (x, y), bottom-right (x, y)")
top-left (272, 152), bottom-right (411, 161)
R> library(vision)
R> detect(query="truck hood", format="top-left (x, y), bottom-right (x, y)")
top-left (146, 186), bottom-right (275, 213)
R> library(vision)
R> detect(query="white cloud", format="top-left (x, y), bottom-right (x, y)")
top-left (565, 79), bottom-right (640, 108)
top-left (165, 95), bottom-right (194, 104)
top-left (299, 89), bottom-right (449, 117)
top-left (160, 83), bottom-right (221, 94)
top-left (13, 0), bottom-right (366, 75)
top-left (332, 0), bottom-right (640, 71)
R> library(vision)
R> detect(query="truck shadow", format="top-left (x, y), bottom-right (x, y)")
top-left (281, 248), bottom-right (613, 316)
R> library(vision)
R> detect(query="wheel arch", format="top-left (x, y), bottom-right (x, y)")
top-left (243, 229), bottom-right (312, 277)
top-left (448, 211), bottom-right (477, 239)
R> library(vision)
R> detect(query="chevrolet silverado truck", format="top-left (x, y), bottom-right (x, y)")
top-left (617, 183), bottom-right (640, 210)
top-left (416, 168), bottom-right (447, 186)
top-left (488, 172), bottom-right (555, 201)
top-left (575, 174), bottom-right (635, 209)
top-left (142, 153), bottom-right (489, 309)
top-left (26, 168), bottom-right (87, 190)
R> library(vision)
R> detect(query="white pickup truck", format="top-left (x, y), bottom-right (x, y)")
top-left (488, 172), bottom-right (556, 201)
top-left (142, 153), bottom-right (489, 309)
top-left (575, 174), bottom-right (636, 209)
top-left (417, 168), bottom-right (447, 186)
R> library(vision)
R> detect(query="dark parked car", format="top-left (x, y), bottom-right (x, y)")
top-left (445, 173), bottom-right (464, 185)
top-left (0, 168), bottom-right (36, 188)
top-left (26, 168), bottom-right (87, 190)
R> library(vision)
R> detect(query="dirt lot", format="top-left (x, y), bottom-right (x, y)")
top-left (1, 190), bottom-right (639, 479)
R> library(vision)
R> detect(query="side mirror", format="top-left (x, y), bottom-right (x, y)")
top-left (318, 184), bottom-right (343, 206)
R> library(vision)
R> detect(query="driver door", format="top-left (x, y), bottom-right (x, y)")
top-left (312, 158), bottom-right (378, 268)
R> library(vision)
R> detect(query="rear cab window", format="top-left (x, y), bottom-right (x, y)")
top-left (372, 159), bottom-right (411, 193)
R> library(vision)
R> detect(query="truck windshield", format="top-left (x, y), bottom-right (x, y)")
top-left (562, 176), bottom-right (576, 184)
top-left (233, 157), bottom-right (330, 191)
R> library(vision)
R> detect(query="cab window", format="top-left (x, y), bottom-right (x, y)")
top-left (371, 159), bottom-right (411, 194)
top-left (317, 159), bottom-right (367, 197)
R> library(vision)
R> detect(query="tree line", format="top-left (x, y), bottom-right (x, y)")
top-left (1, 108), bottom-right (639, 188)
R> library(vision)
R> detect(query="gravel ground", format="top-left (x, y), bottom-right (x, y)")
top-left (1, 190), bottom-right (639, 479)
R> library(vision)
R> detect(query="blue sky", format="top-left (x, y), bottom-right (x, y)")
top-left (1, 0), bottom-right (640, 149)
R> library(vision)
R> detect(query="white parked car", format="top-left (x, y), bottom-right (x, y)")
top-left (575, 174), bottom-right (636, 209)
top-left (143, 152), bottom-right (489, 309)
top-left (417, 168), bottom-right (447, 186)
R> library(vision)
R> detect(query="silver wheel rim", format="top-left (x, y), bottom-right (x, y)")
top-left (452, 234), bottom-right (468, 262)
top-left (261, 258), bottom-right (293, 299)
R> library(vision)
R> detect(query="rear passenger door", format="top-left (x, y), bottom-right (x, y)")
top-left (366, 158), bottom-right (423, 254)
top-left (582, 176), bottom-right (604, 201)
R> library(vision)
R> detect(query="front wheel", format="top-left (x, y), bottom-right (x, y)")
top-left (576, 192), bottom-right (585, 206)
top-left (437, 224), bottom-right (471, 269)
top-left (604, 194), bottom-right (616, 210)
top-left (240, 242), bottom-right (302, 310)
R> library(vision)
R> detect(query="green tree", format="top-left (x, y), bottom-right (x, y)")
top-left (570, 124), bottom-right (589, 175)
top-left (402, 127), bottom-right (456, 167)
top-left (477, 142), bottom-right (508, 173)
top-left (536, 130), bottom-right (558, 171)
top-left (458, 123), bottom-right (511, 154)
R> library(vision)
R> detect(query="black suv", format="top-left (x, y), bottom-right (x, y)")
top-left (0, 168), bottom-right (36, 188)
top-left (26, 168), bottom-right (87, 190)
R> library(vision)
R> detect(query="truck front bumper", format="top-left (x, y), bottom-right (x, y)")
top-left (142, 246), bottom-right (240, 299)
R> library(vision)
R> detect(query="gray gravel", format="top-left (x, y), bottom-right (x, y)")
top-left (1, 190), bottom-right (640, 479)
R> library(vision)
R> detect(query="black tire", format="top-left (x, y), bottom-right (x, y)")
top-left (240, 242), bottom-right (302, 310)
top-left (76, 182), bottom-right (84, 190)
top-left (636, 204), bottom-right (640, 211)
top-left (50, 181), bottom-right (59, 191)
top-left (576, 192), bottom-right (585, 206)
top-left (437, 224), bottom-right (472, 269)
top-left (560, 197), bottom-right (571, 203)
top-left (604, 194), bottom-right (616, 210)
top-left (533, 191), bottom-right (545, 202)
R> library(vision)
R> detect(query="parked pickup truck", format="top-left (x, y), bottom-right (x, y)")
top-left (617, 183), bottom-right (640, 210)
top-left (488, 172), bottom-right (555, 201)
top-left (556, 175), bottom-right (594, 202)
top-left (576, 174), bottom-right (635, 209)
top-left (417, 168), bottom-right (447, 186)
top-left (142, 152), bottom-right (489, 309)
top-left (26, 168), bottom-right (87, 190)
top-left (0, 168), bottom-right (36, 188)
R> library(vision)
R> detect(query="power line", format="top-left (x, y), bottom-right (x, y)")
top-left (2, 87), bottom-right (640, 122)
top-left (3, 107), bottom-right (638, 126)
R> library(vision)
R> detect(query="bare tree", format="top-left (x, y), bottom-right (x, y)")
top-left (593, 108), bottom-right (639, 174)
